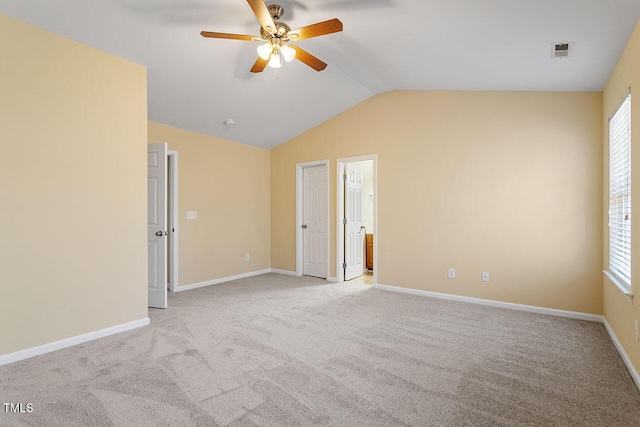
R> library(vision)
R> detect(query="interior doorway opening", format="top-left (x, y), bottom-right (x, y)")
top-left (337, 155), bottom-right (377, 285)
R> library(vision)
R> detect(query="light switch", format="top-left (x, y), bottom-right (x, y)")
top-left (186, 211), bottom-right (197, 220)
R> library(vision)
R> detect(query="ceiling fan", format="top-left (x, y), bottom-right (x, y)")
top-left (201, 0), bottom-right (343, 73)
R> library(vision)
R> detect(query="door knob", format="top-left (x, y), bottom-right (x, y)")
top-left (155, 231), bottom-right (163, 236)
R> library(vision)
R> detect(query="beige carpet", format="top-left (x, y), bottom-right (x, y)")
top-left (1, 273), bottom-right (639, 426)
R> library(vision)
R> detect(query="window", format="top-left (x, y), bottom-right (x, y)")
top-left (608, 93), bottom-right (632, 290)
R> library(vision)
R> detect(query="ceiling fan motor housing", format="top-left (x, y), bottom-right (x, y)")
top-left (260, 4), bottom-right (289, 41)
top-left (260, 21), bottom-right (291, 40)
top-left (268, 4), bottom-right (285, 21)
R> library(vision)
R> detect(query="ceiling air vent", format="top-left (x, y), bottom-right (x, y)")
top-left (551, 41), bottom-right (574, 58)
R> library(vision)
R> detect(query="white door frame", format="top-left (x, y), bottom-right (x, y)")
top-left (167, 150), bottom-right (179, 293)
top-left (337, 154), bottom-right (378, 284)
top-left (296, 160), bottom-right (330, 278)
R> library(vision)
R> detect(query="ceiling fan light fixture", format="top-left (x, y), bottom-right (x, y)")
top-left (257, 43), bottom-right (272, 60)
top-left (280, 45), bottom-right (296, 62)
top-left (268, 52), bottom-right (282, 68)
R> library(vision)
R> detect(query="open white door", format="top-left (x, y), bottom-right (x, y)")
top-left (344, 163), bottom-right (364, 281)
top-left (148, 143), bottom-right (167, 308)
top-left (303, 165), bottom-right (327, 278)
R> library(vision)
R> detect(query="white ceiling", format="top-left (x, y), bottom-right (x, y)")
top-left (2, 0), bottom-right (639, 148)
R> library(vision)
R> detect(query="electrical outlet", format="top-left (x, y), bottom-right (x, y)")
top-left (245, 253), bottom-right (250, 261)
top-left (448, 268), bottom-right (455, 279)
top-left (482, 272), bottom-right (489, 282)
top-left (635, 320), bottom-right (639, 342)
top-left (186, 211), bottom-right (197, 220)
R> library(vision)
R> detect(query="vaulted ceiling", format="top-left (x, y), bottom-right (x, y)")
top-left (2, 0), bottom-right (639, 148)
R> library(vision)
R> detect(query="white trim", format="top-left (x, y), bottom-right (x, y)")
top-left (374, 283), bottom-right (602, 322)
top-left (270, 268), bottom-right (297, 276)
top-left (327, 276), bottom-right (337, 283)
top-left (337, 155), bottom-right (378, 285)
top-left (176, 269), bottom-right (272, 292)
top-left (167, 150), bottom-right (179, 293)
top-left (0, 318), bottom-right (150, 366)
top-left (602, 317), bottom-right (640, 391)
top-left (296, 160), bottom-right (330, 279)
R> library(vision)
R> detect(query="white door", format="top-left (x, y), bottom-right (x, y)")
top-left (303, 165), bottom-right (327, 278)
top-left (344, 163), bottom-right (364, 281)
top-left (148, 143), bottom-right (167, 308)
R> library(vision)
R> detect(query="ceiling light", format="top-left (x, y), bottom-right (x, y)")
top-left (257, 43), bottom-right (272, 60)
top-left (280, 45), bottom-right (296, 62)
top-left (268, 52), bottom-right (282, 69)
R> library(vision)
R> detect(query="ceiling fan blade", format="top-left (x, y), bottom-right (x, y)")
top-left (247, 0), bottom-right (277, 34)
top-left (250, 56), bottom-right (269, 73)
top-left (200, 31), bottom-right (261, 41)
top-left (288, 18), bottom-right (343, 41)
top-left (290, 45), bottom-right (327, 71)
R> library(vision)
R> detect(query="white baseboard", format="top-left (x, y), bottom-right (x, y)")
top-left (374, 283), bottom-right (602, 322)
top-left (177, 269), bottom-right (272, 292)
top-left (270, 268), bottom-right (297, 276)
top-left (327, 277), bottom-right (337, 283)
top-left (0, 317), bottom-right (149, 367)
top-left (602, 318), bottom-right (640, 391)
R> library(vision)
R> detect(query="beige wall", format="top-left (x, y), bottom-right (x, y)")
top-left (0, 15), bottom-right (148, 355)
top-left (602, 22), bottom-right (640, 375)
top-left (148, 122), bottom-right (271, 287)
top-left (272, 90), bottom-right (603, 314)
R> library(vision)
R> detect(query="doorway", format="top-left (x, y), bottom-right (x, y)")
top-left (337, 155), bottom-right (377, 285)
top-left (296, 160), bottom-right (330, 279)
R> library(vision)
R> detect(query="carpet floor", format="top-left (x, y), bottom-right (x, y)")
top-left (1, 274), bottom-right (639, 426)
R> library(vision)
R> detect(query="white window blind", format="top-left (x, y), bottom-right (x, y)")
top-left (609, 93), bottom-right (632, 288)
